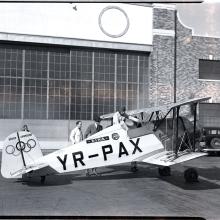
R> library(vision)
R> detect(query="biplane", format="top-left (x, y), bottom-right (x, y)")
top-left (1, 97), bottom-right (210, 184)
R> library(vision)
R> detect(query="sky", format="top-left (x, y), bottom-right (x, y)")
top-left (177, 0), bottom-right (220, 38)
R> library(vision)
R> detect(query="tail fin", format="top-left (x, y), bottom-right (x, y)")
top-left (1, 131), bottom-right (43, 178)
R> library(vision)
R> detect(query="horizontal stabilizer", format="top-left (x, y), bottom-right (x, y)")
top-left (10, 163), bottom-right (47, 178)
top-left (141, 151), bottom-right (207, 167)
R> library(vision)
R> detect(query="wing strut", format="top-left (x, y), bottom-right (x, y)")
top-left (148, 112), bottom-right (154, 122)
top-left (174, 106), bottom-right (180, 156)
top-left (153, 108), bottom-right (173, 131)
top-left (192, 103), bottom-right (198, 152)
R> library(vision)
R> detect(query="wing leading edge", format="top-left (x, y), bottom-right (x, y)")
top-left (100, 97), bottom-right (211, 120)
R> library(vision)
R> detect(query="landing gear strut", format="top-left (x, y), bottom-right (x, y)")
top-left (131, 162), bottom-right (138, 172)
top-left (40, 176), bottom-right (46, 184)
top-left (184, 168), bottom-right (198, 183)
top-left (131, 166), bottom-right (138, 172)
top-left (158, 166), bottom-right (171, 176)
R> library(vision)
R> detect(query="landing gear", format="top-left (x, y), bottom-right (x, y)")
top-left (131, 162), bottom-right (138, 172)
top-left (131, 166), bottom-right (138, 172)
top-left (40, 176), bottom-right (46, 184)
top-left (184, 168), bottom-right (198, 183)
top-left (158, 166), bottom-right (171, 176)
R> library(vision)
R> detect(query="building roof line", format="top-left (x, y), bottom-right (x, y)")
top-left (152, 3), bottom-right (176, 10)
top-left (0, 31), bottom-right (153, 52)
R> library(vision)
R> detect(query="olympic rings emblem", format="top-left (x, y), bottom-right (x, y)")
top-left (5, 139), bottom-right (36, 156)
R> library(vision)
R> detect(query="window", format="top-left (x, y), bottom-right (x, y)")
top-left (71, 81), bottom-right (92, 120)
top-left (0, 77), bottom-right (22, 118)
top-left (48, 80), bottom-right (70, 120)
top-left (25, 49), bottom-right (47, 79)
top-left (71, 50), bottom-right (93, 80)
top-left (0, 46), bottom-right (22, 78)
top-left (24, 79), bottom-right (47, 119)
top-left (49, 50), bottom-right (70, 80)
top-left (0, 45), bottom-right (23, 118)
top-left (93, 51), bottom-right (115, 116)
top-left (0, 44), bottom-right (149, 120)
top-left (199, 59), bottom-right (220, 80)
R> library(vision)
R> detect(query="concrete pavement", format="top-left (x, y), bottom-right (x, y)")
top-left (0, 153), bottom-right (220, 219)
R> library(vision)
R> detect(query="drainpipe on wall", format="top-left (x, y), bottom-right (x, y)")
top-left (174, 8), bottom-right (177, 103)
top-left (173, 8), bottom-right (178, 153)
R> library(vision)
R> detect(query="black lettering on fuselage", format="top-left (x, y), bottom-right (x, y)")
top-left (130, 138), bottom-right (142, 154)
top-left (119, 142), bottom-right (129, 158)
top-left (102, 145), bottom-right (113, 161)
top-left (57, 154), bottom-right (67, 170)
top-left (72, 151), bottom-right (85, 168)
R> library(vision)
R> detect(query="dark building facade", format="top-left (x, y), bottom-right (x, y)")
top-left (0, 3), bottom-right (219, 148)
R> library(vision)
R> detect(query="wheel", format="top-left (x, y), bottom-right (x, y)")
top-left (210, 137), bottom-right (220, 149)
top-left (40, 176), bottom-right (46, 184)
top-left (158, 166), bottom-right (171, 176)
top-left (184, 168), bottom-right (198, 183)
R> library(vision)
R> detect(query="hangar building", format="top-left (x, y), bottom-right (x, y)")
top-left (0, 3), bottom-right (219, 149)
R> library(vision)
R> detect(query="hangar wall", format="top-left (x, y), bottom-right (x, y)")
top-left (152, 5), bottom-right (220, 114)
top-left (0, 44), bottom-right (150, 148)
top-left (0, 3), bottom-right (153, 149)
top-left (150, 5), bottom-right (175, 106)
top-left (175, 20), bottom-right (220, 103)
top-left (176, 24), bottom-right (220, 126)
top-left (0, 3), bottom-right (220, 149)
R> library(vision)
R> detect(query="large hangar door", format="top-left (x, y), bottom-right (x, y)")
top-left (70, 49), bottom-right (150, 119)
top-left (0, 43), bottom-right (150, 122)
top-left (0, 43), bottom-right (150, 147)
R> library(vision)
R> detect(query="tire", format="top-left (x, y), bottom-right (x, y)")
top-left (184, 168), bottom-right (198, 183)
top-left (210, 137), bottom-right (220, 149)
top-left (158, 166), bottom-right (171, 176)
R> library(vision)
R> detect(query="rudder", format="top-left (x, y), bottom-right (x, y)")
top-left (1, 131), bottom-right (43, 178)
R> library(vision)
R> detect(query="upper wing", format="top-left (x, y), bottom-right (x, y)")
top-left (100, 97), bottom-right (211, 120)
top-left (101, 105), bottom-right (173, 120)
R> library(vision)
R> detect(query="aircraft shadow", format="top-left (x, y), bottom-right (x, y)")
top-left (17, 174), bottom-right (80, 187)
top-left (73, 164), bottom-right (220, 191)
top-left (193, 166), bottom-right (220, 181)
top-left (16, 164), bottom-right (220, 190)
top-left (72, 165), bottom-right (158, 181)
top-left (17, 165), bottom-right (157, 186)
top-left (159, 168), bottom-right (220, 190)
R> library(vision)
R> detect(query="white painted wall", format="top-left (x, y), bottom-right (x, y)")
top-left (0, 3), bottom-right (152, 45)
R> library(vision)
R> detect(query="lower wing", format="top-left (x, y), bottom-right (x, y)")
top-left (136, 150), bottom-right (207, 167)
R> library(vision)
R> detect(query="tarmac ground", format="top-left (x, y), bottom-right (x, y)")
top-left (0, 151), bottom-right (220, 220)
